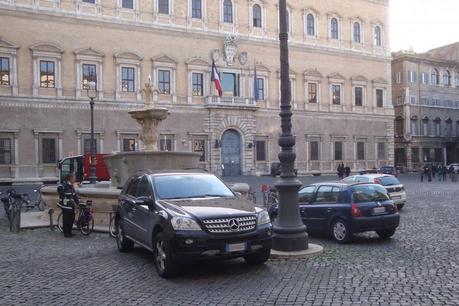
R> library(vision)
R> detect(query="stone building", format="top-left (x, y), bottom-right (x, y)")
top-left (0, 0), bottom-right (393, 182)
top-left (392, 44), bottom-right (459, 170)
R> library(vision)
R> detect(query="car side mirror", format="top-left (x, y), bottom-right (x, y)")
top-left (136, 196), bottom-right (155, 210)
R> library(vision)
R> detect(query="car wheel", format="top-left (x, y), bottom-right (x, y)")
top-left (244, 248), bottom-right (271, 266)
top-left (116, 220), bottom-right (134, 252)
top-left (152, 232), bottom-right (178, 278)
top-left (376, 228), bottom-right (396, 240)
top-left (397, 204), bottom-right (404, 210)
top-left (331, 219), bottom-right (352, 244)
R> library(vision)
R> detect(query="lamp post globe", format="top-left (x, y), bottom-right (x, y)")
top-left (272, 0), bottom-right (309, 252)
top-left (86, 80), bottom-right (97, 185)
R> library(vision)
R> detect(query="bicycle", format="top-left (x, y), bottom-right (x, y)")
top-left (57, 200), bottom-right (95, 235)
top-left (21, 185), bottom-right (46, 212)
top-left (108, 204), bottom-right (119, 238)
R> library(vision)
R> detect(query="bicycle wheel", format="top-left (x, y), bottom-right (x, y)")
top-left (57, 212), bottom-right (64, 232)
top-left (80, 216), bottom-right (94, 236)
top-left (109, 215), bottom-right (118, 238)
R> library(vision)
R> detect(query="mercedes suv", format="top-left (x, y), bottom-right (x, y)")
top-left (115, 170), bottom-right (272, 277)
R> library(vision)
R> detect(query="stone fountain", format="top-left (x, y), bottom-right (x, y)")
top-left (104, 78), bottom-right (201, 188)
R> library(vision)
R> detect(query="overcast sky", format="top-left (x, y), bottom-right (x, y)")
top-left (390, 0), bottom-right (459, 53)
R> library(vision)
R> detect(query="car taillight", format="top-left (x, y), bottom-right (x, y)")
top-left (351, 203), bottom-right (363, 217)
top-left (374, 178), bottom-right (382, 184)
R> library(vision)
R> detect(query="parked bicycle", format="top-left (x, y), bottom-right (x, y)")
top-left (108, 204), bottom-right (118, 238)
top-left (57, 200), bottom-right (94, 235)
top-left (1, 189), bottom-right (23, 232)
top-left (261, 184), bottom-right (278, 208)
top-left (21, 185), bottom-right (46, 211)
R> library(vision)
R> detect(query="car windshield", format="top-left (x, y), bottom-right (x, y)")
top-left (352, 185), bottom-right (389, 203)
top-left (153, 174), bottom-right (235, 200)
top-left (379, 176), bottom-right (401, 186)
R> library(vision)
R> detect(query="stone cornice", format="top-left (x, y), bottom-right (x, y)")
top-left (0, 5), bottom-right (391, 63)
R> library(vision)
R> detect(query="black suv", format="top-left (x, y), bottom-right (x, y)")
top-left (115, 170), bottom-right (272, 277)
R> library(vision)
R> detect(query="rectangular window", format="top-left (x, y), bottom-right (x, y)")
top-left (122, 0), bottom-right (133, 9)
top-left (192, 72), bottom-right (203, 96)
top-left (121, 67), bottom-right (135, 92)
top-left (41, 138), bottom-right (57, 164)
top-left (0, 138), bottom-right (12, 164)
top-left (408, 71), bottom-right (417, 83)
top-left (193, 139), bottom-right (206, 162)
top-left (354, 86), bottom-right (363, 106)
top-left (0, 57), bottom-right (10, 86)
top-left (158, 70), bottom-right (171, 94)
top-left (256, 78), bottom-right (265, 100)
top-left (159, 135), bottom-right (173, 151)
top-left (158, 0), bottom-right (169, 14)
top-left (192, 0), bottom-right (202, 19)
top-left (255, 140), bottom-right (266, 161)
top-left (396, 72), bottom-right (402, 84)
top-left (331, 84), bottom-right (341, 105)
top-left (334, 141), bottom-right (343, 160)
top-left (82, 64), bottom-right (97, 90)
top-left (411, 147), bottom-right (419, 163)
top-left (308, 83), bottom-right (317, 103)
top-left (221, 72), bottom-right (240, 96)
top-left (83, 138), bottom-right (97, 155)
top-left (422, 120), bottom-right (429, 136)
top-left (376, 89), bottom-right (384, 107)
top-left (410, 119), bottom-right (418, 135)
top-left (377, 142), bottom-right (386, 160)
top-left (357, 142), bottom-right (365, 160)
top-left (421, 72), bottom-right (429, 85)
top-left (40, 60), bottom-right (55, 88)
top-left (122, 138), bottom-right (136, 152)
top-left (310, 141), bottom-right (319, 161)
top-left (410, 95), bottom-right (417, 105)
top-left (82, 0), bottom-right (95, 3)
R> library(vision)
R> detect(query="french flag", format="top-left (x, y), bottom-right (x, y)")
top-left (211, 61), bottom-right (223, 97)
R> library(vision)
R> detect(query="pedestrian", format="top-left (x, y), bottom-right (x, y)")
top-left (442, 165), bottom-right (447, 182)
top-left (337, 164), bottom-right (343, 179)
top-left (345, 166), bottom-right (351, 177)
top-left (427, 165), bottom-right (432, 182)
top-left (57, 173), bottom-right (79, 238)
top-left (437, 166), bottom-right (443, 182)
top-left (420, 166), bottom-right (424, 182)
top-left (432, 165), bottom-right (437, 178)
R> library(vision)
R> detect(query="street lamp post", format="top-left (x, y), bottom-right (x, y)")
top-left (87, 81), bottom-right (97, 185)
top-left (272, 0), bottom-right (309, 252)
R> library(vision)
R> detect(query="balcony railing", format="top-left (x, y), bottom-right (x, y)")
top-left (206, 96), bottom-right (256, 107)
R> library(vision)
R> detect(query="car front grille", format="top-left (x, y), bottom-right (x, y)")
top-left (387, 186), bottom-right (403, 193)
top-left (202, 215), bottom-right (257, 234)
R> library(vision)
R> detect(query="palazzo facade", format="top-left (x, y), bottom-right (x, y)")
top-left (0, 0), bottom-right (393, 182)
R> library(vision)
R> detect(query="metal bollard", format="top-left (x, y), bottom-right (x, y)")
top-left (48, 208), bottom-right (55, 231)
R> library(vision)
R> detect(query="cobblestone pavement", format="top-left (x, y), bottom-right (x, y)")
top-left (0, 175), bottom-right (458, 305)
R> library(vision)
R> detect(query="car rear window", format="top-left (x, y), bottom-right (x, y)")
top-left (379, 176), bottom-right (401, 186)
top-left (352, 185), bottom-right (390, 203)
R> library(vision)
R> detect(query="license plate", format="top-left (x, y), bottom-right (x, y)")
top-left (392, 195), bottom-right (401, 199)
top-left (225, 242), bottom-right (247, 253)
top-left (373, 207), bottom-right (386, 214)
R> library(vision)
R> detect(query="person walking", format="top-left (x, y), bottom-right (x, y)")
top-left (345, 166), bottom-right (351, 178)
top-left (437, 166), bottom-right (443, 182)
top-left (442, 165), bottom-right (447, 182)
top-left (432, 165), bottom-right (437, 179)
top-left (57, 173), bottom-right (79, 238)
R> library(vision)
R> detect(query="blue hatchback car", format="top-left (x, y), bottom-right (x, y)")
top-left (269, 182), bottom-right (400, 243)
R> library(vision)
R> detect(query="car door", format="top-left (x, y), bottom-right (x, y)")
top-left (130, 176), bottom-right (157, 247)
top-left (119, 176), bottom-right (140, 238)
top-left (305, 186), bottom-right (340, 230)
top-left (298, 186), bottom-right (317, 225)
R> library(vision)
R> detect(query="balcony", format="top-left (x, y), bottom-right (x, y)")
top-left (205, 96), bottom-right (257, 110)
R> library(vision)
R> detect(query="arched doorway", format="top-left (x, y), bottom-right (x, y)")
top-left (221, 129), bottom-right (241, 176)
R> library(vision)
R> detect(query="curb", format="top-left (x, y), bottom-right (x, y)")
top-left (270, 243), bottom-right (324, 259)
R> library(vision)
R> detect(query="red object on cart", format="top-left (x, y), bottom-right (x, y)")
top-left (83, 154), bottom-right (111, 181)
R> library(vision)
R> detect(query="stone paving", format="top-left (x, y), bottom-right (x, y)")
top-left (0, 175), bottom-right (458, 305)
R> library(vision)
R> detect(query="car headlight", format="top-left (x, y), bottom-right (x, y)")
top-left (171, 216), bottom-right (202, 231)
top-left (257, 210), bottom-right (271, 225)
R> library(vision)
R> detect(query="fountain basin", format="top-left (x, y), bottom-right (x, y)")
top-left (104, 151), bottom-right (202, 188)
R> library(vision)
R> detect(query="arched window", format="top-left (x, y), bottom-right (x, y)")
top-left (410, 116), bottom-right (418, 135)
top-left (223, 0), bottom-right (233, 23)
top-left (431, 68), bottom-right (439, 85)
top-left (434, 118), bottom-right (441, 137)
top-left (455, 73), bottom-right (459, 87)
top-left (353, 22), bottom-right (361, 43)
top-left (330, 18), bottom-right (339, 39)
top-left (158, 0), bottom-right (169, 14)
top-left (374, 26), bottom-right (382, 46)
top-left (422, 117), bottom-right (430, 136)
top-left (253, 4), bottom-right (262, 28)
top-left (443, 70), bottom-right (451, 86)
top-left (306, 14), bottom-right (315, 36)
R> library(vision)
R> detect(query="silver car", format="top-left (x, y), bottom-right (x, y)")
top-left (343, 174), bottom-right (407, 210)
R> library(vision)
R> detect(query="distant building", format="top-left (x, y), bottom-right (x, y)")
top-left (0, 0), bottom-right (393, 183)
top-left (392, 43), bottom-right (459, 170)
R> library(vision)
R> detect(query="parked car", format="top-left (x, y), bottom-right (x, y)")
top-left (380, 165), bottom-right (397, 175)
top-left (343, 174), bottom-right (407, 210)
top-left (268, 182), bottom-right (400, 243)
top-left (115, 170), bottom-right (272, 278)
top-left (447, 163), bottom-right (459, 172)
